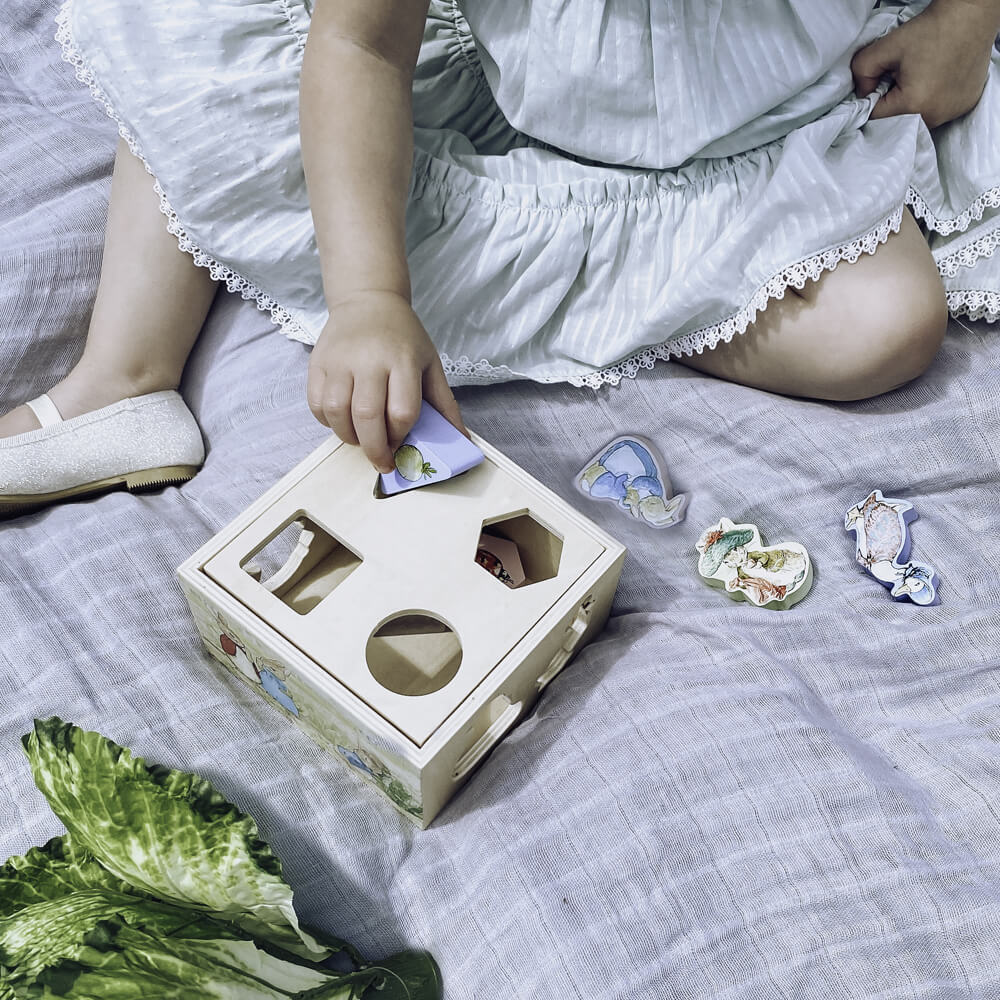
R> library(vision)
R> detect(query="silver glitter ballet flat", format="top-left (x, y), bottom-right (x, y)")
top-left (0, 389), bottom-right (204, 517)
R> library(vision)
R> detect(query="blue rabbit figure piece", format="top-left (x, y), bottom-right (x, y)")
top-left (577, 436), bottom-right (687, 529)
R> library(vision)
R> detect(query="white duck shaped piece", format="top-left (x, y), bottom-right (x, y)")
top-left (844, 490), bottom-right (939, 606)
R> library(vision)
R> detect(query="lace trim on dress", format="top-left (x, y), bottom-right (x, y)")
top-left (907, 180), bottom-right (1000, 278)
top-left (54, 0), bottom-right (315, 348)
top-left (947, 289), bottom-right (1000, 324)
top-left (444, 207), bottom-right (906, 388)
top-left (934, 223), bottom-right (1000, 278)
top-left (906, 182), bottom-right (1000, 237)
top-left (438, 355), bottom-right (520, 383)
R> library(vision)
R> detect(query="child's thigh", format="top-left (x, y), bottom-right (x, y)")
top-left (677, 211), bottom-right (948, 401)
top-left (794, 209), bottom-right (943, 314)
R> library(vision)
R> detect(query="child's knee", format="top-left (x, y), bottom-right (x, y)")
top-left (823, 272), bottom-right (948, 401)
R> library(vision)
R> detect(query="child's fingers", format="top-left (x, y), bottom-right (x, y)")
top-left (306, 358), bottom-right (331, 428)
top-left (318, 369), bottom-right (358, 445)
top-left (423, 362), bottom-right (469, 438)
top-left (352, 371), bottom-right (394, 473)
top-left (851, 35), bottom-right (899, 97)
top-left (308, 361), bottom-right (358, 445)
top-left (852, 69), bottom-right (884, 98)
top-left (385, 364), bottom-right (423, 451)
top-left (868, 83), bottom-right (911, 120)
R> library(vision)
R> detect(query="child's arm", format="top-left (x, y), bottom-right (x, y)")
top-left (299, 0), bottom-right (467, 475)
top-left (852, 0), bottom-right (1000, 127)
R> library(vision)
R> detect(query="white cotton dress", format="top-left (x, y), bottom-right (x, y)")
top-left (57, 0), bottom-right (1000, 387)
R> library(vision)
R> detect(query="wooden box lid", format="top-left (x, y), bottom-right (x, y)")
top-left (202, 437), bottom-right (605, 745)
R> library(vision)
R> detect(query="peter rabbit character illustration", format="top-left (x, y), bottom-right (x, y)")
top-left (214, 612), bottom-right (300, 714)
top-left (578, 436), bottom-right (687, 528)
top-left (696, 518), bottom-right (812, 610)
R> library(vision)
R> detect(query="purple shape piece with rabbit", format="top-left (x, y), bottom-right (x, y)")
top-left (845, 490), bottom-right (940, 606)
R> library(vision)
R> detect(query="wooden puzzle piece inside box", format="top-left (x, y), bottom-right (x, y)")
top-left (177, 424), bottom-right (626, 827)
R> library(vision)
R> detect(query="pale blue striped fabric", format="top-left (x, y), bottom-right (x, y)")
top-left (61, 0), bottom-right (999, 387)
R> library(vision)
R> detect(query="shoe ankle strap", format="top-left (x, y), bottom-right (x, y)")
top-left (25, 394), bottom-right (64, 428)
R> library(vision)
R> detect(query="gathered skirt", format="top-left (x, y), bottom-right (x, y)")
top-left (57, 0), bottom-right (1000, 387)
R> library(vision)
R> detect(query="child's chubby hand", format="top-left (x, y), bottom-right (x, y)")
top-left (852, 0), bottom-right (999, 129)
top-left (306, 289), bottom-right (469, 474)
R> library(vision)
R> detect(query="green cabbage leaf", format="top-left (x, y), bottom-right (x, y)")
top-left (3, 718), bottom-right (441, 999)
top-left (0, 889), bottom-right (340, 999)
top-left (0, 835), bottom-right (134, 917)
top-left (22, 718), bottom-right (327, 960)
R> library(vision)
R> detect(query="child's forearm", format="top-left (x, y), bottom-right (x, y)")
top-left (299, 1), bottom-right (428, 310)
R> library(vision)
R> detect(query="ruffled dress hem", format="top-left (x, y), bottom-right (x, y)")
top-left (910, 181), bottom-right (1000, 327)
top-left (456, 206), bottom-right (907, 388)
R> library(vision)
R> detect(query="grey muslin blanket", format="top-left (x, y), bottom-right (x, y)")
top-left (3, 3), bottom-right (1000, 997)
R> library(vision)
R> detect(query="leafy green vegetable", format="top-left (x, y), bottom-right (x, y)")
top-left (23, 718), bottom-right (326, 960)
top-left (0, 889), bottom-right (337, 998)
top-left (0, 835), bottom-right (135, 918)
top-left (334, 951), bottom-right (444, 1000)
top-left (293, 953), bottom-right (442, 1000)
top-left (3, 719), bottom-right (441, 1000)
top-left (0, 971), bottom-right (16, 1000)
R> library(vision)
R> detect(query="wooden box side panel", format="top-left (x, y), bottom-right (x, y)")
top-left (177, 572), bottom-right (427, 827)
top-left (420, 546), bottom-right (626, 824)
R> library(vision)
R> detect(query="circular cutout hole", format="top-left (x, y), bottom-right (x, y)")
top-left (366, 612), bottom-right (462, 697)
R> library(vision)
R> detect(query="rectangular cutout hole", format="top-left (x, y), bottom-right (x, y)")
top-left (240, 513), bottom-right (362, 615)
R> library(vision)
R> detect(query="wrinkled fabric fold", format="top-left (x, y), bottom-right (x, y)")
top-left (61, 0), bottom-right (999, 387)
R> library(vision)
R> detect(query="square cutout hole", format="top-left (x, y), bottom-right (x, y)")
top-left (241, 513), bottom-right (362, 615)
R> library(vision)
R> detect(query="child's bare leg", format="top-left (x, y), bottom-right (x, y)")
top-left (676, 210), bottom-right (947, 400)
top-left (0, 138), bottom-right (218, 438)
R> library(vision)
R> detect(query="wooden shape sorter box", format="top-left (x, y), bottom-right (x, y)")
top-left (177, 432), bottom-right (626, 828)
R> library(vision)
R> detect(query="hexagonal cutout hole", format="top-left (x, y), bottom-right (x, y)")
top-left (366, 612), bottom-right (462, 696)
top-left (241, 513), bottom-right (362, 615)
top-left (476, 511), bottom-right (564, 588)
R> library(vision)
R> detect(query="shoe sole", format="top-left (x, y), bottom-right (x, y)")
top-left (0, 464), bottom-right (200, 518)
